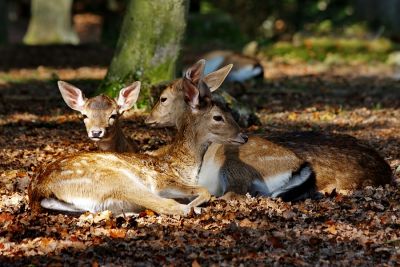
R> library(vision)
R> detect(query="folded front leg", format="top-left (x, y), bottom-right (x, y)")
top-left (157, 183), bottom-right (211, 208)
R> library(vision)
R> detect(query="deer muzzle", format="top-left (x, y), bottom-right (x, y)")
top-left (228, 133), bottom-right (248, 145)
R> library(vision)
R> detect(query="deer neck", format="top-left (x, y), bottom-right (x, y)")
top-left (162, 116), bottom-right (210, 185)
top-left (97, 122), bottom-right (134, 153)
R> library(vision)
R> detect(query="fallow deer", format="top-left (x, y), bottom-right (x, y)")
top-left (202, 50), bottom-right (264, 82)
top-left (29, 76), bottom-right (248, 216)
top-left (147, 60), bottom-right (315, 200)
top-left (58, 81), bottom-right (139, 153)
top-left (146, 59), bottom-right (392, 199)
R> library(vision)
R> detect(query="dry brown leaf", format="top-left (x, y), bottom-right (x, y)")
top-left (0, 213), bottom-right (14, 223)
top-left (109, 229), bottom-right (127, 239)
top-left (192, 259), bottom-right (201, 267)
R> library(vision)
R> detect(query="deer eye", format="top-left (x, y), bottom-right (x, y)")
top-left (213, 115), bottom-right (224, 122)
top-left (81, 114), bottom-right (88, 120)
top-left (160, 97), bottom-right (167, 103)
top-left (109, 114), bottom-right (118, 120)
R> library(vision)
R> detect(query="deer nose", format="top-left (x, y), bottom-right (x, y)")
top-left (91, 130), bottom-right (103, 138)
top-left (145, 116), bottom-right (155, 125)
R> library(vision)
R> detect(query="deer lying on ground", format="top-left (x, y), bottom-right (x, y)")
top-left (202, 50), bottom-right (264, 83)
top-left (29, 74), bottom-right (248, 216)
top-left (146, 59), bottom-right (392, 198)
top-left (147, 60), bottom-right (316, 200)
top-left (58, 81), bottom-right (138, 153)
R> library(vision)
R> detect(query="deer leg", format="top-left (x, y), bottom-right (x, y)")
top-left (157, 183), bottom-right (211, 208)
top-left (123, 188), bottom-right (198, 216)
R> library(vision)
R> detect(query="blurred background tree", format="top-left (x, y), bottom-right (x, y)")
top-left (23, 0), bottom-right (79, 45)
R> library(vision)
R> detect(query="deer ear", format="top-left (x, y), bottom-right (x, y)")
top-left (116, 81), bottom-right (141, 113)
top-left (58, 81), bottom-right (87, 112)
top-left (184, 59), bottom-right (205, 85)
top-left (183, 80), bottom-right (199, 110)
top-left (203, 64), bottom-right (232, 92)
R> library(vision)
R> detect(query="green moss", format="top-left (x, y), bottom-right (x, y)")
top-left (99, 0), bottom-right (187, 109)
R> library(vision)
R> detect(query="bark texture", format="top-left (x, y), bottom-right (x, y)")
top-left (98, 0), bottom-right (187, 103)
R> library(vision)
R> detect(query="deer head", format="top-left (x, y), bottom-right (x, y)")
top-left (174, 61), bottom-right (247, 146)
top-left (145, 59), bottom-right (232, 127)
top-left (58, 81), bottom-right (141, 142)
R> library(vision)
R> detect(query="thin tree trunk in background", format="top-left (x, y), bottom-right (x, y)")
top-left (23, 0), bottom-right (79, 45)
top-left (0, 0), bottom-right (7, 44)
top-left (98, 0), bottom-right (187, 104)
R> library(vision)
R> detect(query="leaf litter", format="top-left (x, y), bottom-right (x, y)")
top-left (0, 60), bottom-right (399, 266)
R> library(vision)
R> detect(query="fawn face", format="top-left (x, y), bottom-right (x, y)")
top-left (145, 81), bottom-right (185, 127)
top-left (146, 59), bottom-right (232, 128)
top-left (196, 104), bottom-right (247, 145)
top-left (58, 81), bottom-right (140, 141)
top-left (181, 61), bottom-right (247, 145)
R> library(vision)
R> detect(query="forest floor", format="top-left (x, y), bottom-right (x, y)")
top-left (0, 46), bottom-right (399, 266)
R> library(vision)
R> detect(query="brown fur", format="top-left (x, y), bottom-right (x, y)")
top-left (82, 95), bottom-right (137, 152)
top-left (29, 100), bottom-right (245, 216)
top-left (266, 132), bottom-right (392, 192)
top-left (147, 69), bottom-right (392, 194)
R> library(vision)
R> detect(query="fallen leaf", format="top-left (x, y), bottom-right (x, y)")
top-left (192, 259), bottom-right (201, 267)
top-left (109, 229), bottom-right (127, 239)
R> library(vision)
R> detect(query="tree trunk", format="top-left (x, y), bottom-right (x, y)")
top-left (98, 0), bottom-right (187, 105)
top-left (0, 0), bottom-right (7, 44)
top-left (23, 0), bottom-right (79, 45)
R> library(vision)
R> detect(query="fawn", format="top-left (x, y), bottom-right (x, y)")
top-left (29, 75), bottom-right (247, 216)
top-left (202, 50), bottom-right (263, 82)
top-left (146, 59), bottom-right (392, 198)
top-left (58, 81), bottom-right (138, 153)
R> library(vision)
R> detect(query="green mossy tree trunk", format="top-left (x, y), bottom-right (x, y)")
top-left (23, 0), bottom-right (79, 45)
top-left (98, 0), bottom-right (187, 106)
top-left (0, 0), bottom-right (7, 44)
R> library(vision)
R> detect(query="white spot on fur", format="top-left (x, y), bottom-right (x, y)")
top-left (73, 162), bottom-right (81, 167)
top-left (61, 170), bottom-right (74, 176)
top-left (76, 169), bottom-right (84, 175)
top-left (96, 154), bottom-right (120, 161)
top-left (80, 159), bottom-right (88, 165)
top-left (260, 155), bottom-right (294, 162)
